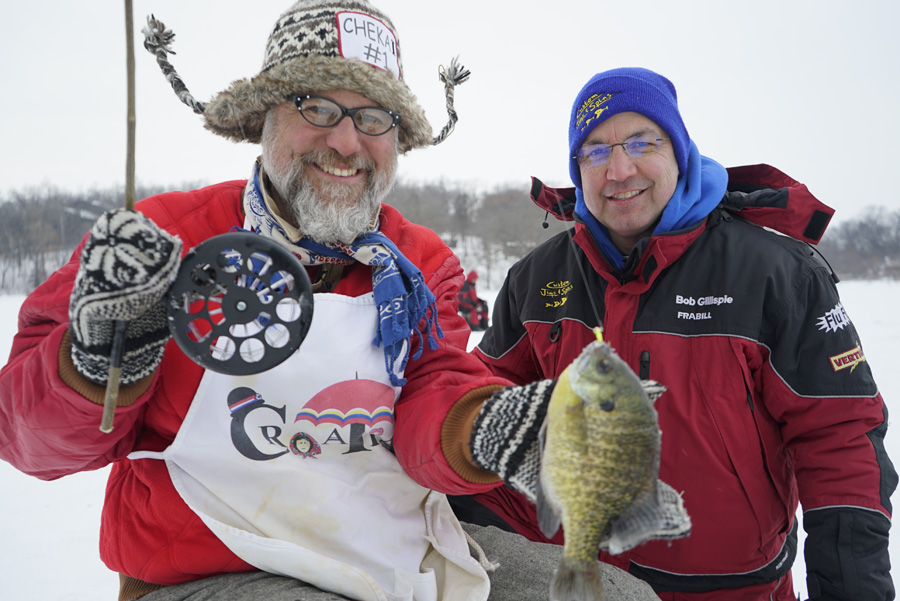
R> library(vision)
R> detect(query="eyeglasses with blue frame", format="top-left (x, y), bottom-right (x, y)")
top-left (574, 134), bottom-right (670, 168)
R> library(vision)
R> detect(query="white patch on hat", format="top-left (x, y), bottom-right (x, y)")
top-left (336, 12), bottom-right (401, 81)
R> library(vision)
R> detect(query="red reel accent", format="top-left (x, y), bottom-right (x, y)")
top-left (166, 232), bottom-right (314, 375)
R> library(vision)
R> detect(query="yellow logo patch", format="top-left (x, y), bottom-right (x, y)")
top-left (829, 343), bottom-right (867, 372)
top-left (541, 280), bottom-right (573, 308)
top-left (575, 93), bottom-right (616, 133)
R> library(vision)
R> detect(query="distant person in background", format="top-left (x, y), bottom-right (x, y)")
top-left (458, 269), bottom-right (489, 331)
top-left (458, 67), bottom-right (897, 600)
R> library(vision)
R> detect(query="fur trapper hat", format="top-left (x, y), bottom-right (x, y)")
top-left (142, 0), bottom-right (469, 154)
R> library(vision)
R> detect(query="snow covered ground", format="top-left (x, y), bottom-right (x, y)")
top-left (1, 280), bottom-right (898, 600)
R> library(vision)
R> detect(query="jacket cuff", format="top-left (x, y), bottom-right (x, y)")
top-left (58, 330), bottom-right (155, 407)
top-left (441, 385), bottom-right (505, 484)
top-left (119, 573), bottom-right (165, 601)
top-left (803, 506), bottom-right (894, 600)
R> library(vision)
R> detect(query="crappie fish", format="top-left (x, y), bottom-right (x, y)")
top-left (537, 333), bottom-right (690, 601)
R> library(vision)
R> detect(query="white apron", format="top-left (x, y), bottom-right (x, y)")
top-left (129, 293), bottom-right (490, 601)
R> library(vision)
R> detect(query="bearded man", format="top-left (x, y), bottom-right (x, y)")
top-left (0, 2), bottom-right (667, 601)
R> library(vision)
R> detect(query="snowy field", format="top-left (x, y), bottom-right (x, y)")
top-left (1, 280), bottom-right (899, 600)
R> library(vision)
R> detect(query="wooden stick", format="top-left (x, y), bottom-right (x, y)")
top-left (100, 0), bottom-right (137, 433)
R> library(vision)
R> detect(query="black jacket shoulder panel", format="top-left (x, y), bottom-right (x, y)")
top-left (636, 214), bottom-right (878, 397)
top-left (478, 230), bottom-right (605, 360)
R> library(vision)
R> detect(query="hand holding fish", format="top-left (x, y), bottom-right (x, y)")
top-left (469, 378), bottom-right (557, 501)
top-left (469, 330), bottom-right (690, 600)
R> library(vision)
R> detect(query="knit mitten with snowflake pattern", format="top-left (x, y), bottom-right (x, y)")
top-left (69, 209), bottom-right (182, 385)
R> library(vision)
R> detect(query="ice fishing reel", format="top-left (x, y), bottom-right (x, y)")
top-left (165, 232), bottom-right (314, 375)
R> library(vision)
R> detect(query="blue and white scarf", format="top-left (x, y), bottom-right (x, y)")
top-left (242, 163), bottom-right (442, 386)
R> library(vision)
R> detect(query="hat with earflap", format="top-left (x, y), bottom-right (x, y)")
top-left (142, 0), bottom-right (470, 154)
top-left (568, 67), bottom-right (690, 189)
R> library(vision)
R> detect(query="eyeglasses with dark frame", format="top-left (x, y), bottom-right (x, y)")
top-left (574, 134), bottom-right (670, 168)
top-left (292, 95), bottom-right (402, 136)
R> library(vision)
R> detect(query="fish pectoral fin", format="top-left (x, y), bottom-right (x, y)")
top-left (535, 481), bottom-right (562, 539)
top-left (601, 479), bottom-right (692, 555)
top-left (536, 417), bottom-right (562, 538)
top-left (536, 499), bottom-right (561, 539)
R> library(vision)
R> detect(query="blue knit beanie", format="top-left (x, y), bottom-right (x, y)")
top-left (568, 67), bottom-right (689, 189)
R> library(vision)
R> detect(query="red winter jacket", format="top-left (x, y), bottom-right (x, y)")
top-left (465, 165), bottom-right (896, 600)
top-left (0, 181), bottom-right (509, 586)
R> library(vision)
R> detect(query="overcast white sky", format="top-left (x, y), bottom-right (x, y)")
top-left (3, 0), bottom-right (898, 225)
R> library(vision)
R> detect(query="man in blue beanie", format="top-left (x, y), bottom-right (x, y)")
top-left (566, 68), bottom-right (726, 269)
top-left (457, 67), bottom-right (896, 601)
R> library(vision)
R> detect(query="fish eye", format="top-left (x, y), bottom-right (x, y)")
top-left (594, 357), bottom-right (612, 374)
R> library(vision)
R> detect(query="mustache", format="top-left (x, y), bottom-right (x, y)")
top-left (299, 149), bottom-right (375, 175)
top-left (601, 180), bottom-right (651, 197)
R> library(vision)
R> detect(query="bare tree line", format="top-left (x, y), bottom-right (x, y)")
top-left (815, 207), bottom-right (900, 281)
top-left (0, 181), bottom-right (897, 295)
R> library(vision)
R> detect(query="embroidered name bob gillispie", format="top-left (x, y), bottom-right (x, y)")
top-left (676, 294), bottom-right (733, 321)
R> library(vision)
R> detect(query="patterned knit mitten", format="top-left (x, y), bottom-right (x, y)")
top-left (69, 209), bottom-right (182, 385)
top-left (469, 380), bottom-right (556, 502)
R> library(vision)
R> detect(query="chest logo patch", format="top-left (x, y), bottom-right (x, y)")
top-left (541, 280), bottom-right (574, 308)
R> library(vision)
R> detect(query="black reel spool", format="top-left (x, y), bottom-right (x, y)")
top-left (166, 232), bottom-right (314, 375)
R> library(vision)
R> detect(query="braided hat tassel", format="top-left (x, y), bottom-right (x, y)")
top-left (432, 57), bottom-right (470, 146)
top-left (142, 16), bottom-right (205, 115)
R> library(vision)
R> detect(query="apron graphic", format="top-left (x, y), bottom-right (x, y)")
top-left (130, 293), bottom-right (490, 601)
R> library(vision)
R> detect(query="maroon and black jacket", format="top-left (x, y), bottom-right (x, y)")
top-left (460, 165), bottom-right (896, 600)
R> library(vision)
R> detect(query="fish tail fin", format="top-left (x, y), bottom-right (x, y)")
top-left (550, 556), bottom-right (604, 601)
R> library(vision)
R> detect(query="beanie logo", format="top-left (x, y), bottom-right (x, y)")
top-left (575, 92), bottom-right (616, 133)
top-left (336, 12), bottom-right (401, 80)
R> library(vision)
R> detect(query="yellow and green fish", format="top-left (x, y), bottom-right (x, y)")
top-left (537, 330), bottom-right (691, 600)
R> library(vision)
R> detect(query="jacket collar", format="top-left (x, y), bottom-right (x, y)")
top-left (721, 164), bottom-right (834, 244)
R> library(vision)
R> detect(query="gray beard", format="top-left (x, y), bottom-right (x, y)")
top-left (262, 149), bottom-right (395, 245)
